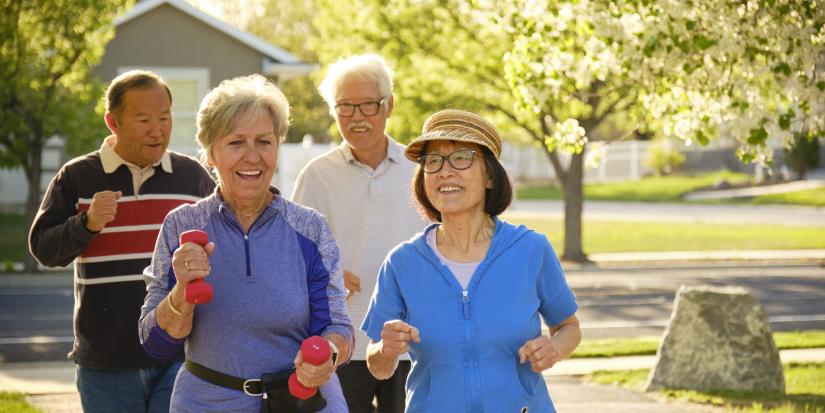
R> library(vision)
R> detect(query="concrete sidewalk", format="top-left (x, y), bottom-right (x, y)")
top-left (506, 198), bottom-right (825, 228)
top-left (4, 348), bottom-right (824, 413)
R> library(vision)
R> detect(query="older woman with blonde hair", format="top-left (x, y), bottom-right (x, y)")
top-left (362, 109), bottom-right (581, 412)
top-left (138, 74), bottom-right (353, 412)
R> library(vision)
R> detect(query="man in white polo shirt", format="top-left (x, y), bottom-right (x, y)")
top-left (292, 54), bottom-right (427, 413)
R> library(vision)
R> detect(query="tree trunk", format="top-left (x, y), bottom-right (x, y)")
top-left (560, 151), bottom-right (590, 263)
top-left (23, 138), bottom-right (43, 273)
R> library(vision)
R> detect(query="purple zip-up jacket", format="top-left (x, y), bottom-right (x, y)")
top-left (139, 187), bottom-right (353, 412)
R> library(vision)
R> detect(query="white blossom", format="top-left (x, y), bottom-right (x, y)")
top-left (585, 141), bottom-right (607, 169)
top-left (500, 0), bottom-right (824, 164)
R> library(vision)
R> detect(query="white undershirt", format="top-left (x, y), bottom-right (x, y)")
top-left (426, 228), bottom-right (481, 290)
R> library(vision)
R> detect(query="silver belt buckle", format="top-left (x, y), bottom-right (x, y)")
top-left (243, 379), bottom-right (262, 396)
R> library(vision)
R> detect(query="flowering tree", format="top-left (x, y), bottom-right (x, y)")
top-left (500, 0), bottom-right (824, 261)
top-left (502, 0), bottom-right (825, 165)
top-left (313, 0), bottom-right (824, 262)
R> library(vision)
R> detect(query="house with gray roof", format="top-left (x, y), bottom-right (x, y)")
top-left (0, 0), bottom-right (315, 209)
top-left (96, 0), bottom-right (316, 154)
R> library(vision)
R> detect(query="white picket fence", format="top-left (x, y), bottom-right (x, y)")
top-left (0, 136), bottom-right (66, 212)
top-left (0, 136), bottom-right (742, 211)
top-left (499, 138), bottom-right (743, 184)
top-left (498, 140), bottom-right (653, 184)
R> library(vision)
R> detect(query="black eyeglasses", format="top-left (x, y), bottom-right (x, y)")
top-left (334, 97), bottom-right (386, 117)
top-left (419, 149), bottom-right (477, 174)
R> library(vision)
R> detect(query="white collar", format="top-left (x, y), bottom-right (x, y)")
top-left (99, 135), bottom-right (172, 174)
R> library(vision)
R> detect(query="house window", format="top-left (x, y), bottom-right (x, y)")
top-left (117, 67), bottom-right (209, 156)
top-left (166, 78), bottom-right (199, 153)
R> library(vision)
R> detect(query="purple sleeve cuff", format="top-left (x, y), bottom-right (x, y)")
top-left (142, 323), bottom-right (185, 360)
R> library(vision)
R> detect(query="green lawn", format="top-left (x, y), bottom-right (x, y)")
top-left (0, 392), bottom-right (40, 413)
top-left (503, 216), bottom-right (825, 253)
top-left (517, 170), bottom-right (825, 206)
top-left (588, 363), bottom-right (825, 413)
top-left (573, 336), bottom-right (662, 358)
top-left (775, 331), bottom-right (825, 351)
top-left (3, 213), bottom-right (823, 268)
top-left (573, 330), bottom-right (825, 358)
top-left (753, 187), bottom-right (825, 207)
top-left (518, 170), bottom-right (752, 202)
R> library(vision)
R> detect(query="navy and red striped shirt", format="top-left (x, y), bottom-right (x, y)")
top-left (29, 149), bottom-right (214, 369)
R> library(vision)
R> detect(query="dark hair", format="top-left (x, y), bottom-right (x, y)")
top-left (105, 70), bottom-right (172, 113)
top-left (412, 143), bottom-right (512, 222)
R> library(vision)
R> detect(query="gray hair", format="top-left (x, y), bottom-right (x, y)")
top-left (318, 54), bottom-right (394, 114)
top-left (196, 74), bottom-right (289, 161)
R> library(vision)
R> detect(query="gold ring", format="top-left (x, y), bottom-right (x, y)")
top-left (185, 260), bottom-right (191, 270)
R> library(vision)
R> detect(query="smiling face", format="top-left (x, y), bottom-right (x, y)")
top-left (423, 140), bottom-right (492, 220)
top-left (207, 110), bottom-right (278, 208)
top-left (334, 76), bottom-right (393, 155)
top-left (106, 84), bottom-right (172, 167)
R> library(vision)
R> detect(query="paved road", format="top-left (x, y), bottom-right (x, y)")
top-left (3, 262), bottom-right (824, 362)
top-left (568, 263), bottom-right (825, 339)
top-left (508, 199), bottom-right (825, 227)
top-left (0, 279), bottom-right (73, 363)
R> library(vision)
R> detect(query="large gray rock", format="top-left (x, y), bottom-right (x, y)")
top-left (646, 285), bottom-right (784, 393)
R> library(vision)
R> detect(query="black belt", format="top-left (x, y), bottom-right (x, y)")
top-left (185, 359), bottom-right (263, 396)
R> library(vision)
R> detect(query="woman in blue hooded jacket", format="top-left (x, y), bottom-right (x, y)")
top-left (361, 109), bottom-right (581, 413)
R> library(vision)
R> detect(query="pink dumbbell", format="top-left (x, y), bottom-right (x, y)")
top-left (179, 230), bottom-right (213, 304)
top-left (288, 336), bottom-right (331, 400)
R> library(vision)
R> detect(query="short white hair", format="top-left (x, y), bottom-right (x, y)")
top-left (318, 54), bottom-right (394, 111)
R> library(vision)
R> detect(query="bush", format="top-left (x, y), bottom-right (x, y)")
top-left (2, 260), bottom-right (14, 273)
top-left (785, 134), bottom-right (821, 179)
top-left (645, 141), bottom-right (686, 176)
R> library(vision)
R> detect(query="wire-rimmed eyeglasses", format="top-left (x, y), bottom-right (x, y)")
top-left (418, 149), bottom-right (477, 174)
top-left (334, 97), bottom-right (386, 117)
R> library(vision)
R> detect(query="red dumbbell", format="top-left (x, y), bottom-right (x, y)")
top-left (179, 230), bottom-right (213, 304)
top-left (288, 336), bottom-right (331, 400)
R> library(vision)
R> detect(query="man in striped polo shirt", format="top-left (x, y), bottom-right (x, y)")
top-left (293, 54), bottom-right (427, 413)
top-left (29, 70), bottom-right (215, 413)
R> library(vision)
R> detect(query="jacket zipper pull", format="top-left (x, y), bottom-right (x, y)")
top-left (244, 234), bottom-right (251, 277)
top-left (462, 290), bottom-right (470, 319)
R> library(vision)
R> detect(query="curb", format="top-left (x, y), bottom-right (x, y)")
top-left (4, 348), bottom-right (823, 394)
top-left (588, 249), bottom-right (825, 263)
top-left (0, 272), bottom-right (73, 288)
top-left (545, 348), bottom-right (825, 376)
top-left (2, 251), bottom-right (824, 287)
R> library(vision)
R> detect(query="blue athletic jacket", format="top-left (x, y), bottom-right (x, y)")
top-left (362, 217), bottom-right (577, 413)
top-left (139, 187), bottom-right (352, 412)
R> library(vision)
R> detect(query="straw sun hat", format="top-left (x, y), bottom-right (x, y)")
top-left (404, 109), bottom-right (502, 162)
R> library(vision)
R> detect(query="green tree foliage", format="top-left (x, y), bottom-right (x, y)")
top-left (190, 0), bottom-right (333, 142)
top-left (0, 0), bottom-right (129, 271)
top-left (312, 0), bottom-right (531, 144)
top-left (312, 0), bottom-right (626, 261)
top-left (243, 0), bottom-right (334, 143)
